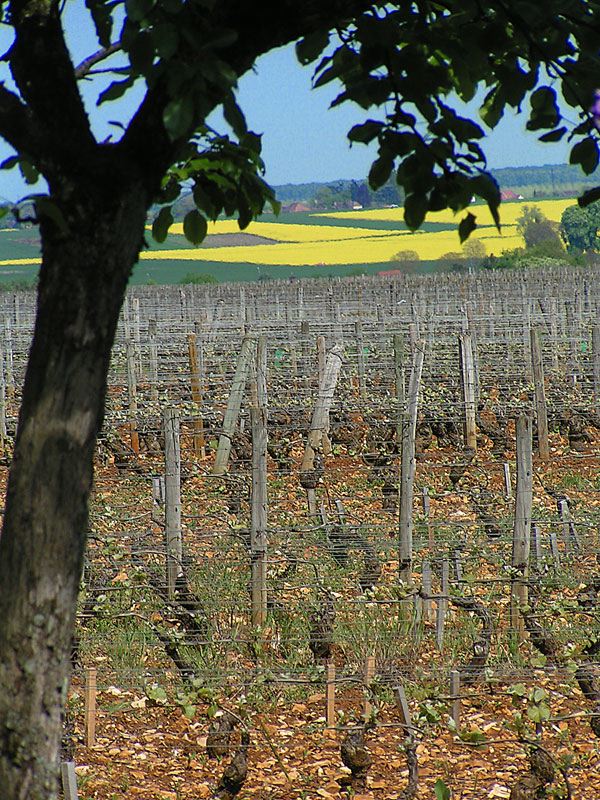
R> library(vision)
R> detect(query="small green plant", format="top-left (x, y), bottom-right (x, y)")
top-left (435, 778), bottom-right (451, 799)
top-left (559, 472), bottom-right (587, 490)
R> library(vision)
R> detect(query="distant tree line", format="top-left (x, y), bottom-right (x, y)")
top-left (271, 163), bottom-right (600, 208)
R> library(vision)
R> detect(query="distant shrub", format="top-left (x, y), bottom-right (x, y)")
top-left (0, 278), bottom-right (38, 292)
top-left (179, 272), bottom-right (218, 285)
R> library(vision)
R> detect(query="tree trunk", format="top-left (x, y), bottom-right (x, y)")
top-left (0, 183), bottom-right (148, 799)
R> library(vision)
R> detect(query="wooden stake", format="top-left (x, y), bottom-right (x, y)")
top-left (250, 336), bottom-right (268, 627)
top-left (164, 408), bottom-right (182, 598)
top-left (326, 661), bottom-right (336, 727)
top-left (213, 334), bottom-right (256, 475)
top-left (449, 669), bottom-right (461, 731)
top-left (531, 522), bottom-right (542, 571)
top-left (393, 333), bottom-right (405, 445)
top-left (316, 335), bottom-right (326, 389)
top-left (399, 341), bottom-right (425, 585)
top-left (558, 499), bottom-right (580, 553)
top-left (436, 559), bottom-right (449, 651)
top-left (363, 654), bottom-right (376, 719)
top-left (530, 327), bottom-right (550, 460)
top-left (422, 487), bottom-right (433, 550)
top-left (61, 761), bottom-right (79, 800)
top-left (394, 685), bottom-right (412, 733)
top-left (188, 332), bottom-right (206, 458)
top-left (593, 324), bottom-right (600, 412)
top-left (148, 318), bottom-right (158, 402)
top-left (84, 667), bottom-right (97, 747)
top-left (422, 560), bottom-right (433, 622)
top-left (300, 344), bottom-right (343, 488)
top-left (126, 339), bottom-right (139, 454)
top-left (355, 320), bottom-right (367, 398)
top-left (511, 415), bottom-right (533, 639)
top-left (503, 463), bottom-right (512, 499)
top-left (3, 315), bottom-right (14, 401)
top-left (458, 332), bottom-right (477, 450)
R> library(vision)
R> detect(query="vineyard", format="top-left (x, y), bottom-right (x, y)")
top-left (1, 265), bottom-right (599, 799)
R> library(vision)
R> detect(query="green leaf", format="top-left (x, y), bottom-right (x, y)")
top-left (470, 172), bottom-right (501, 231)
top-left (459, 728), bottom-right (487, 745)
top-left (507, 683), bottom-right (528, 697)
top-left (435, 778), bottom-right (451, 800)
top-left (526, 86), bottom-right (560, 131)
top-left (296, 30), bottom-right (330, 65)
top-left (146, 685), bottom-right (168, 704)
top-left (480, 86), bottom-right (505, 129)
top-left (125, 0), bottom-right (156, 22)
top-left (153, 22), bottom-right (179, 60)
top-left (163, 95), bottom-right (194, 140)
top-left (458, 212), bottom-right (477, 243)
top-left (183, 209), bottom-right (207, 244)
top-left (128, 30), bottom-right (155, 75)
top-left (0, 155), bottom-right (19, 170)
top-left (570, 138), bottom-right (599, 175)
top-left (532, 687), bottom-right (547, 704)
top-left (85, 0), bottom-right (114, 48)
top-left (152, 206), bottom-right (173, 243)
top-left (97, 77), bottom-right (135, 106)
top-left (578, 186), bottom-right (600, 208)
top-left (34, 196), bottom-right (68, 235)
top-left (538, 126), bottom-right (567, 143)
top-left (527, 703), bottom-right (550, 723)
top-left (368, 155), bottom-right (394, 190)
top-left (404, 193), bottom-right (427, 230)
top-left (348, 120), bottom-right (383, 144)
top-left (223, 94), bottom-right (247, 138)
top-left (19, 159), bottom-right (39, 185)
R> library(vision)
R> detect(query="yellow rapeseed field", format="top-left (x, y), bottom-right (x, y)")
top-left (317, 198), bottom-right (575, 227)
top-left (0, 198), bottom-right (577, 270)
top-left (169, 220), bottom-right (399, 242)
top-left (143, 226), bottom-right (523, 265)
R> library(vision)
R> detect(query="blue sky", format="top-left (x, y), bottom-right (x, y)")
top-left (0, 6), bottom-right (576, 200)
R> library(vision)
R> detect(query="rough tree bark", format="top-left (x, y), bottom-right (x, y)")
top-left (0, 2), bottom-right (378, 795)
top-left (0, 182), bottom-right (149, 797)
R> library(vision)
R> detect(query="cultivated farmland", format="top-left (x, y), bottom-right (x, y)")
top-left (1, 265), bottom-right (599, 798)
top-left (0, 198), bottom-right (577, 284)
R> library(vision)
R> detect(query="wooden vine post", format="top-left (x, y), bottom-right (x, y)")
top-left (3, 315), bottom-right (14, 401)
top-left (355, 319), bottom-right (367, 398)
top-left (148, 318), bottom-right (159, 401)
top-left (593, 324), bottom-right (600, 412)
top-left (213, 334), bottom-right (256, 476)
top-left (299, 343), bottom-right (343, 514)
top-left (393, 332), bottom-right (405, 447)
top-left (458, 331), bottom-right (477, 450)
top-left (530, 326), bottom-right (550, 460)
top-left (188, 329), bottom-right (206, 458)
top-left (61, 761), bottom-right (79, 800)
top-left (126, 338), bottom-right (139, 454)
top-left (399, 340), bottom-right (425, 585)
top-left (250, 336), bottom-right (268, 627)
top-left (84, 666), bottom-right (97, 747)
top-left (511, 415), bottom-right (533, 640)
top-left (164, 407), bottom-right (182, 598)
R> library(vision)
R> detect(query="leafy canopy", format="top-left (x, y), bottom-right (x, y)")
top-left (1, 0), bottom-right (600, 243)
top-left (561, 202), bottom-right (600, 251)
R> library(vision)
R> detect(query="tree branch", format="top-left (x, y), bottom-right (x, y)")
top-left (75, 43), bottom-right (122, 80)
top-left (8, 0), bottom-right (96, 171)
top-left (119, 0), bottom-right (375, 194)
top-left (0, 83), bottom-right (41, 156)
